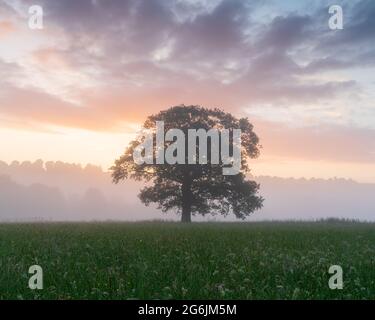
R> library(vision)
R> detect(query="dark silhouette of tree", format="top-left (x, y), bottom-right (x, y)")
top-left (111, 105), bottom-right (263, 222)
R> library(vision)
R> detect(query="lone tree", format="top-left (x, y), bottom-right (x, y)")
top-left (111, 105), bottom-right (263, 222)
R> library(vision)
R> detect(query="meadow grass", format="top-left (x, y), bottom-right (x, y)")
top-left (0, 221), bottom-right (374, 300)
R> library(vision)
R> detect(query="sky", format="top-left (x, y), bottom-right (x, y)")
top-left (1, 0), bottom-right (375, 182)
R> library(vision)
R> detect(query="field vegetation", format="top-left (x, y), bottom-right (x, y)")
top-left (0, 221), bottom-right (374, 299)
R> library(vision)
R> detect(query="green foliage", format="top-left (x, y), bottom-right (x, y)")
top-left (0, 221), bottom-right (374, 300)
top-left (111, 105), bottom-right (263, 221)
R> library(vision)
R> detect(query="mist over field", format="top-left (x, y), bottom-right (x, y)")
top-left (1, 160), bottom-right (374, 222)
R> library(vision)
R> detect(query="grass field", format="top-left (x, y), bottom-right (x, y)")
top-left (0, 221), bottom-right (374, 300)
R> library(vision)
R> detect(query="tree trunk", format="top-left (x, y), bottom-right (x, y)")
top-left (181, 173), bottom-right (192, 223)
top-left (181, 205), bottom-right (191, 223)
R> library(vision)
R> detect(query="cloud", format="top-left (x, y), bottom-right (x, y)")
top-left (322, 0), bottom-right (375, 48)
top-left (254, 119), bottom-right (375, 163)
top-left (0, 0), bottom-right (374, 162)
top-left (0, 20), bottom-right (15, 38)
top-left (257, 15), bottom-right (312, 52)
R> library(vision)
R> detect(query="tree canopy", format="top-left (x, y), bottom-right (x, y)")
top-left (111, 105), bottom-right (263, 222)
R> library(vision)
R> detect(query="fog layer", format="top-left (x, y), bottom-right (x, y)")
top-left (0, 160), bottom-right (374, 221)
